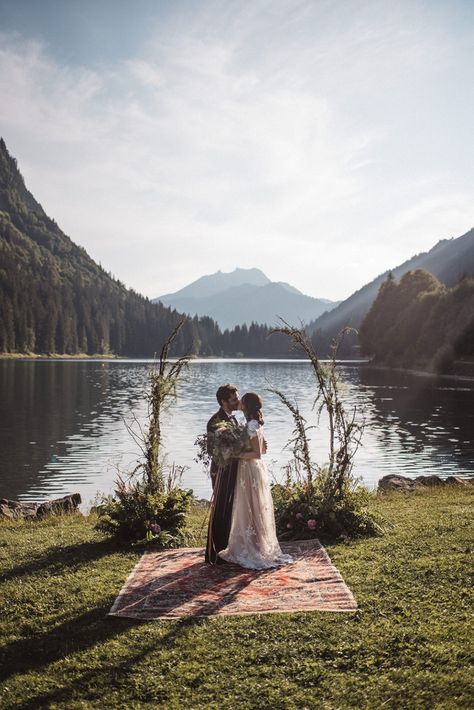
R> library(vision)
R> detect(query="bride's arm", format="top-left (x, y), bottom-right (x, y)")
top-left (238, 432), bottom-right (262, 460)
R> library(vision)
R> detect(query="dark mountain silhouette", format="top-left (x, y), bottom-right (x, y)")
top-left (359, 269), bottom-right (474, 372)
top-left (308, 227), bottom-right (474, 356)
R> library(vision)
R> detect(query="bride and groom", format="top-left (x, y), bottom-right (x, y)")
top-left (204, 384), bottom-right (293, 569)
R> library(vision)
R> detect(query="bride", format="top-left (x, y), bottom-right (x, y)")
top-left (218, 392), bottom-right (294, 569)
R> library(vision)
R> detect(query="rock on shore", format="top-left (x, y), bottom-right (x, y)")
top-left (378, 474), bottom-right (474, 492)
top-left (0, 493), bottom-right (82, 519)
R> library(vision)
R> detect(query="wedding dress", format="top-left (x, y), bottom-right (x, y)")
top-left (218, 420), bottom-right (294, 569)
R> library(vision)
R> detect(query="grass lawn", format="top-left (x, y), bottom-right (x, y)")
top-left (0, 486), bottom-right (473, 709)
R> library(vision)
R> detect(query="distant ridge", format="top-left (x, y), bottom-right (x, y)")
top-left (307, 227), bottom-right (474, 356)
top-left (154, 268), bottom-right (339, 330)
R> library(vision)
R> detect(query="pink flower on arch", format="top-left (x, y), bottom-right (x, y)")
top-left (307, 519), bottom-right (317, 530)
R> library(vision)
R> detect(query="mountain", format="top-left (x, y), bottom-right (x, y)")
top-left (307, 227), bottom-right (474, 357)
top-left (154, 268), bottom-right (339, 330)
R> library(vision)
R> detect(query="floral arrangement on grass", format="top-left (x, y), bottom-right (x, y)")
top-left (95, 472), bottom-right (192, 546)
top-left (271, 468), bottom-right (385, 542)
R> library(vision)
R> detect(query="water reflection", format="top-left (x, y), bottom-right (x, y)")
top-left (1, 360), bottom-right (147, 503)
top-left (1, 359), bottom-right (473, 509)
top-left (357, 367), bottom-right (474, 479)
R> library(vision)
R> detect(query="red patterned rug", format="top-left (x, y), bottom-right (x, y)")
top-left (108, 540), bottom-right (357, 619)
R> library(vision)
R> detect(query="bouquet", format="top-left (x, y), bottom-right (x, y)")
top-left (210, 420), bottom-right (249, 469)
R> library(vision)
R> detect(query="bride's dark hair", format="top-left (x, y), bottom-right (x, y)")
top-left (241, 392), bottom-right (264, 425)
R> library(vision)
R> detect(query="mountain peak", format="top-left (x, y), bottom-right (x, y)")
top-left (233, 266), bottom-right (268, 276)
top-left (156, 267), bottom-right (271, 302)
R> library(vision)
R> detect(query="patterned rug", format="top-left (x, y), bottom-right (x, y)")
top-left (108, 540), bottom-right (358, 619)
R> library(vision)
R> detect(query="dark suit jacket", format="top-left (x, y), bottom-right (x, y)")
top-left (207, 407), bottom-right (238, 478)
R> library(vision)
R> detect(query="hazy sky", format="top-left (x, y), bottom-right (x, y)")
top-left (0, 0), bottom-right (473, 301)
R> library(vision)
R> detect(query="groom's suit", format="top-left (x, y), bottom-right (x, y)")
top-left (205, 407), bottom-right (239, 564)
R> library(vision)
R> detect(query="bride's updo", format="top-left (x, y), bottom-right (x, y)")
top-left (241, 392), bottom-right (264, 425)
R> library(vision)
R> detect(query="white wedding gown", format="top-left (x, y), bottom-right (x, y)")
top-left (219, 420), bottom-right (294, 570)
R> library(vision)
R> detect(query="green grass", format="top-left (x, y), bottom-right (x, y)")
top-left (0, 487), bottom-right (473, 709)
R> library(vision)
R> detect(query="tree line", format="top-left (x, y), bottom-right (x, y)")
top-left (359, 269), bottom-right (474, 371)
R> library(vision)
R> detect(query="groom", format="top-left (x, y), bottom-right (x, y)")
top-left (204, 383), bottom-right (241, 564)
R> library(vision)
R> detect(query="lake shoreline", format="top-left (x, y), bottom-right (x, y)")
top-left (0, 351), bottom-right (370, 363)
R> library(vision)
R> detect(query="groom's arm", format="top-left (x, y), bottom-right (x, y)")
top-left (206, 413), bottom-right (219, 456)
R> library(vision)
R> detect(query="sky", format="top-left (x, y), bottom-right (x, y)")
top-left (0, 0), bottom-right (473, 301)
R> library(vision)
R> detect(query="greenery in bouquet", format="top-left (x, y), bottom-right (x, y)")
top-left (210, 420), bottom-right (249, 468)
top-left (194, 433), bottom-right (211, 471)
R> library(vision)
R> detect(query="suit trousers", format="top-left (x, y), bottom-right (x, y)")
top-left (205, 458), bottom-right (239, 564)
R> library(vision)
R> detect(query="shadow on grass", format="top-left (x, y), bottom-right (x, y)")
top-left (0, 537), bottom-right (130, 584)
top-left (1, 541), bottom-right (267, 699)
top-left (1, 537), bottom-right (359, 707)
top-left (8, 611), bottom-right (211, 709)
top-left (0, 603), bottom-right (136, 683)
top-left (1, 551), bottom-right (280, 708)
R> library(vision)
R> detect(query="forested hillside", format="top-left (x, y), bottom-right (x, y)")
top-left (359, 269), bottom-right (474, 372)
top-left (307, 227), bottom-right (474, 357)
top-left (0, 139), bottom-right (295, 357)
top-left (0, 139), bottom-right (194, 355)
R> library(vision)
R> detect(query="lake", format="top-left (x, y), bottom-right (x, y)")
top-left (2, 359), bottom-right (474, 509)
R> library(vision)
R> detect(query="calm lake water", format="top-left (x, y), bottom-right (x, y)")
top-left (2, 359), bottom-right (474, 509)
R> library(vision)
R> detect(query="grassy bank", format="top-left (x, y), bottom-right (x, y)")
top-left (1, 487), bottom-right (473, 709)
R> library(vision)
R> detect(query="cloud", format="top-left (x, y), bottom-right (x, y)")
top-left (0, 0), bottom-right (473, 302)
